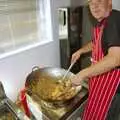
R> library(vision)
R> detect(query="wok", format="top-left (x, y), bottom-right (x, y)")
top-left (25, 67), bottom-right (82, 105)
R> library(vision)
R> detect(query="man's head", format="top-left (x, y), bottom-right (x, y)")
top-left (88, 0), bottom-right (112, 21)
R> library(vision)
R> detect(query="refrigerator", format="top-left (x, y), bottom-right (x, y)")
top-left (58, 7), bottom-right (83, 74)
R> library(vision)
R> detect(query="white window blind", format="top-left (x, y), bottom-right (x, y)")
top-left (0, 0), bottom-right (52, 56)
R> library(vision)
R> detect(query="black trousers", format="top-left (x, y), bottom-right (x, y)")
top-left (106, 93), bottom-right (120, 120)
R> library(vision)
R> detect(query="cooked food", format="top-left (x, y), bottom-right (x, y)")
top-left (31, 77), bottom-right (76, 101)
top-left (0, 112), bottom-right (14, 120)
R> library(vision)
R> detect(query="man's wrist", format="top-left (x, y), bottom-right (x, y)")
top-left (78, 69), bottom-right (89, 80)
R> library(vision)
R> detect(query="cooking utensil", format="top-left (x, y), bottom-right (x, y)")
top-left (58, 62), bottom-right (74, 84)
top-left (62, 62), bottom-right (74, 80)
top-left (25, 67), bottom-right (82, 105)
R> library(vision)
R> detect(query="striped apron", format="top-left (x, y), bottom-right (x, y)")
top-left (82, 21), bottom-right (120, 120)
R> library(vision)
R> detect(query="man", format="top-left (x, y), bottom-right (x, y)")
top-left (71, 0), bottom-right (120, 119)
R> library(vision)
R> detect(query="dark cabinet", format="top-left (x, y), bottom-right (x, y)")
top-left (59, 7), bottom-right (83, 73)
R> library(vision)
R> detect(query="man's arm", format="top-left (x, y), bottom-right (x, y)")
top-left (71, 47), bottom-right (120, 85)
top-left (71, 41), bottom-right (92, 63)
top-left (79, 41), bottom-right (92, 54)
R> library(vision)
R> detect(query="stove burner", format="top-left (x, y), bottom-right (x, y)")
top-left (26, 87), bottom-right (88, 120)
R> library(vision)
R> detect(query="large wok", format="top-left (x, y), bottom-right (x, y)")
top-left (25, 67), bottom-right (82, 105)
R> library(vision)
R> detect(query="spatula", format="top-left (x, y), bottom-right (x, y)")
top-left (58, 62), bottom-right (75, 84)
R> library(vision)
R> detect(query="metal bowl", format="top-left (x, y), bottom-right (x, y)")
top-left (25, 67), bottom-right (82, 104)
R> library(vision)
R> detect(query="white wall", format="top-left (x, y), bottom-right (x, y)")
top-left (54, 0), bottom-right (70, 7)
top-left (112, 0), bottom-right (120, 11)
top-left (71, 0), bottom-right (120, 9)
top-left (71, 0), bottom-right (87, 6)
top-left (0, 0), bottom-right (71, 101)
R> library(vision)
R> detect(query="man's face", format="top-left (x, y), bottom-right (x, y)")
top-left (88, 0), bottom-right (110, 21)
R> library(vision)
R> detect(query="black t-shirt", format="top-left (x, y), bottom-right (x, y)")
top-left (102, 9), bottom-right (120, 56)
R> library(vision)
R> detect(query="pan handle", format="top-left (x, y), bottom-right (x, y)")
top-left (32, 66), bottom-right (40, 72)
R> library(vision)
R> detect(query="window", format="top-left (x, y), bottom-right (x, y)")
top-left (0, 0), bottom-right (52, 58)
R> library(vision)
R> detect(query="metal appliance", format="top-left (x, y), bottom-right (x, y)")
top-left (26, 88), bottom-right (87, 120)
top-left (23, 67), bottom-right (88, 120)
top-left (59, 7), bottom-right (83, 74)
top-left (0, 81), bottom-right (29, 120)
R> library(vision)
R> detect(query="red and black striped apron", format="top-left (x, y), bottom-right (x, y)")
top-left (82, 22), bottom-right (120, 120)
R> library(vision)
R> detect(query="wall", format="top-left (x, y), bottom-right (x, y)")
top-left (53, 0), bottom-right (70, 7)
top-left (71, 0), bottom-right (120, 10)
top-left (112, 0), bottom-right (120, 10)
top-left (0, 0), bottom-right (71, 101)
top-left (71, 0), bottom-right (87, 6)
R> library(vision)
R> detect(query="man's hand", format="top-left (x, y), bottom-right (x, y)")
top-left (71, 50), bottom-right (82, 64)
top-left (70, 72), bottom-right (85, 86)
top-left (71, 42), bottom-right (92, 64)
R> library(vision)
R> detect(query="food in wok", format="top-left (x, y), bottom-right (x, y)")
top-left (26, 67), bottom-right (81, 102)
top-left (36, 78), bottom-right (76, 101)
